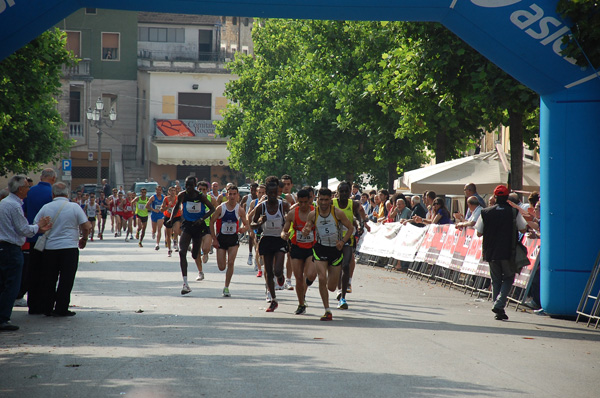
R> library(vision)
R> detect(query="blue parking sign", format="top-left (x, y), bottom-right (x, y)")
top-left (62, 159), bottom-right (71, 172)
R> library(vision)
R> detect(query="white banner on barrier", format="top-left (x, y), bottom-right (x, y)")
top-left (391, 223), bottom-right (428, 262)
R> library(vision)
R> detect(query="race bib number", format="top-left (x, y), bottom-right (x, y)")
top-left (296, 231), bottom-right (313, 243)
top-left (126, 205), bottom-right (132, 212)
top-left (221, 221), bottom-right (237, 234)
top-left (186, 202), bottom-right (201, 213)
top-left (138, 203), bottom-right (146, 210)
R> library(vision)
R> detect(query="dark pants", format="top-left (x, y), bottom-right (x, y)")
top-left (489, 259), bottom-right (515, 311)
top-left (26, 249), bottom-right (46, 314)
top-left (39, 248), bottom-right (79, 314)
top-left (0, 242), bottom-right (23, 323)
top-left (17, 248), bottom-right (30, 299)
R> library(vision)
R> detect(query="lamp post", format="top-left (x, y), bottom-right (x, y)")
top-left (86, 97), bottom-right (116, 195)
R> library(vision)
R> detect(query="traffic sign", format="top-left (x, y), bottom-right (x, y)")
top-left (62, 159), bottom-right (71, 172)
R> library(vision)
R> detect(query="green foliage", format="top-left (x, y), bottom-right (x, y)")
top-left (557, 0), bottom-right (600, 68)
top-left (0, 28), bottom-right (75, 176)
top-left (217, 20), bottom-right (539, 189)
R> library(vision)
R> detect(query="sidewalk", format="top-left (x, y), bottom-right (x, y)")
top-left (1, 233), bottom-right (599, 398)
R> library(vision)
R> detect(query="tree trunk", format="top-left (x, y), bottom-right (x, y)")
top-left (508, 109), bottom-right (524, 194)
top-left (387, 162), bottom-right (397, 193)
top-left (321, 174), bottom-right (328, 188)
top-left (435, 128), bottom-right (447, 164)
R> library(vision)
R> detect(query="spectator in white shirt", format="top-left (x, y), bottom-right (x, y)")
top-left (32, 182), bottom-right (90, 317)
top-left (0, 176), bottom-right (52, 331)
top-left (455, 196), bottom-right (483, 230)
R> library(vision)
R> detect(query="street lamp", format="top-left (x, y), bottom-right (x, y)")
top-left (86, 97), bottom-right (117, 195)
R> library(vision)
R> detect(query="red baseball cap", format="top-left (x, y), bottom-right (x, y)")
top-left (494, 185), bottom-right (509, 197)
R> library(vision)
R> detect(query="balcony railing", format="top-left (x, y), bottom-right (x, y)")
top-left (69, 122), bottom-right (84, 137)
top-left (139, 49), bottom-right (233, 62)
top-left (62, 59), bottom-right (91, 78)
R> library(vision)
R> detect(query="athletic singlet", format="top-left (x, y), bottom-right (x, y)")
top-left (245, 194), bottom-right (255, 212)
top-left (122, 199), bottom-right (133, 216)
top-left (162, 196), bottom-right (182, 218)
top-left (151, 194), bottom-right (164, 211)
top-left (204, 193), bottom-right (214, 226)
top-left (136, 197), bottom-right (149, 217)
top-left (86, 201), bottom-right (98, 218)
top-left (262, 199), bottom-right (284, 237)
top-left (115, 198), bottom-right (124, 213)
top-left (216, 203), bottom-right (240, 235)
top-left (110, 195), bottom-right (119, 211)
top-left (181, 192), bottom-right (206, 222)
top-left (333, 198), bottom-right (354, 243)
top-left (98, 198), bottom-right (107, 212)
top-left (315, 206), bottom-right (341, 247)
top-left (291, 206), bottom-right (315, 248)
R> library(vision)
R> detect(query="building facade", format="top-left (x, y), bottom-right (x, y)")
top-left (57, 10), bottom-right (253, 191)
top-left (58, 8), bottom-right (138, 190)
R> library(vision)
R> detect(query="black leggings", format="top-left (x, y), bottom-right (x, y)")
top-left (178, 230), bottom-right (202, 276)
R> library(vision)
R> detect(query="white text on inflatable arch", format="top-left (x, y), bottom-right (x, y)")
top-left (0, 0), bottom-right (15, 14)
top-left (472, 1), bottom-right (577, 65)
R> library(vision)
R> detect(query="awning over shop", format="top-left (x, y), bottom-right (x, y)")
top-left (150, 142), bottom-right (230, 166)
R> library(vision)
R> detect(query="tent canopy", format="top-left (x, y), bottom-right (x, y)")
top-left (399, 152), bottom-right (540, 196)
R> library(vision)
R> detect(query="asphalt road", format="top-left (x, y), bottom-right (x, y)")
top-left (1, 231), bottom-right (599, 398)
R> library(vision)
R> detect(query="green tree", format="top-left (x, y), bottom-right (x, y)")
top-left (557, 0), bottom-right (600, 68)
top-left (0, 28), bottom-right (75, 176)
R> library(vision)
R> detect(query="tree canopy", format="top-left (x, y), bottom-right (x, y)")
top-left (0, 28), bottom-right (75, 176)
top-left (217, 20), bottom-right (539, 190)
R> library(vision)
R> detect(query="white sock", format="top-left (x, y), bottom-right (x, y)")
top-left (183, 276), bottom-right (188, 284)
top-left (325, 307), bottom-right (330, 313)
top-left (349, 278), bottom-right (352, 285)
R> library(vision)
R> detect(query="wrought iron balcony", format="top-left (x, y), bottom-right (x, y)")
top-left (62, 59), bottom-right (91, 78)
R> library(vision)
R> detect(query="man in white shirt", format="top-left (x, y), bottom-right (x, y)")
top-left (455, 196), bottom-right (483, 230)
top-left (33, 182), bottom-right (90, 317)
top-left (0, 175), bottom-right (52, 331)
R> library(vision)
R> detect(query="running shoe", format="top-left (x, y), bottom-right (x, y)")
top-left (181, 284), bottom-right (191, 295)
top-left (209, 247), bottom-right (214, 255)
top-left (168, 250), bottom-right (172, 257)
top-left (336, 290), bottom-right (342, 301)
top-left (114, 232), bottom-right (118, 238)
top-left (155, 244), bottom-right (160, 251)
top-left (125, 236), bottom-right (130, 242)
top-left (320, 311), bottom-right (333, 321)
top-left (294, 305), bottom-right (306, 315)
top-left (174, 243), bottom-right (179, 252)
top-left (99, 234), bottom-right (103, 240)
top-left (90, 237), bottom-right (93, 242)
top-left (256, 270), bottom-right (263, 277)
top-left (196, 271), bottom-right (204, 281)
top-left (266, 300), bottom-right (278, 312)
top-left (266, 290), bottom-right (272, 302)
top-left (138, 241), bottom-right (143, 247)
top-left (223, 287), bottom-right (231, 297)
top-left (338, 298), bottom-right (348, 310)
top-left (247, 254), bottom-right (253, 265)
top-left (285, 279), bottom-right (294, 290)
top-left (347, 284), bottom-right (352, 293)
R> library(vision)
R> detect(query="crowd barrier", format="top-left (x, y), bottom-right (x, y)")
top-left (356, 222), bottom-right (541, 309)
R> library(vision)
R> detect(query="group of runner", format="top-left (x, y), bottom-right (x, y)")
top-left (78, 176), bottom-right (370, 321)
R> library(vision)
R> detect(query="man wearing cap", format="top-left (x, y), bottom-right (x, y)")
top-left (475, 185), bottom-right (527, 321)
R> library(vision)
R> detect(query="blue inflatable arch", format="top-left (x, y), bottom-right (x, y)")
top-left (2, 1), bottom-right (599, 315)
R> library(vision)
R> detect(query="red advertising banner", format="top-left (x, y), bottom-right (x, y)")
top-left (425, 225), bottom-right (448, 265)
top-left (513, 236), bottom-right (541, 288)
top-left (451, 228), bottom-right (474, 271)
top-left (436, 225), bottom-right (457, 269)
